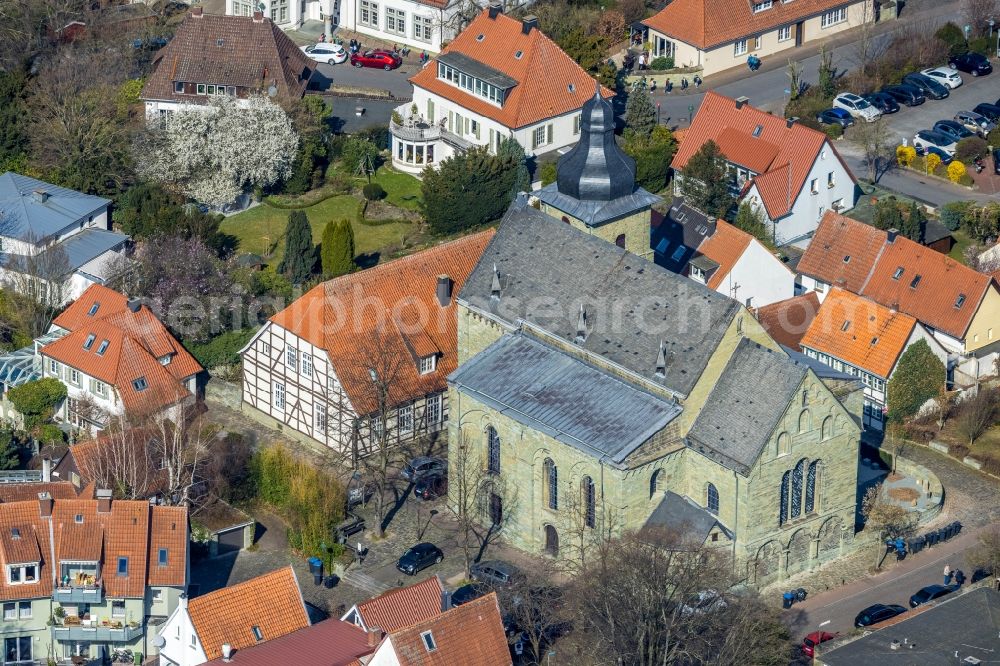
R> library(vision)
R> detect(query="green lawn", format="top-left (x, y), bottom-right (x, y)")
top-left (948, 228), bottom-right (973, 264)
top-left (367, 169), bottom-right (422, 211)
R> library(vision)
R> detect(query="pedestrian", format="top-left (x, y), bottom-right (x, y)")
top-left (955, 569), bottom-right (966, 586)
top-left (638, 53), bottom-right (646, 71)
top-left (666, 79), bottom-right (673, 93)
top-left (319, 33), bottom-right (326, 43)
top-left (944, 564), bottom-right (952, 585)
top-left (681, 77), bottom-right (688, 90)
top-left (694, 75), bottom-right (702, 88)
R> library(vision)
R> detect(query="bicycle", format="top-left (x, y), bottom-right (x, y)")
top-left (112, 647), bottom-right (133, 664)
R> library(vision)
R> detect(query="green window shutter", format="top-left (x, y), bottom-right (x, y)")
top-left (427, 99), bottom-right (434, 123)
top-left (448, 110), bottom-right (453, 132)
top-left (475, 122), bottom-right (481, 140)
top-left (546, 123), bottom-right (553, 145)
top-left (532, 128), bottom-right (539, 150)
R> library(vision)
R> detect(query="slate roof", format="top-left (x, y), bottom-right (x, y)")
top-left (0, 172), bottom-right (109, 243)
top-left (652, 198), bottom-right (718, 273)
top-left (141, 11), bottom-right (313, 106)
top-left (782, 347), bottom-right (856, 381)
top-left (643, 491), bottom-right (731, 542)
top-left (55, 229), bottom-right (129, 271)
top-left (188, 566), bottom-right (310, 662)
top-left (535, 183), bottom-right (661, 228)
top-left (459, 202), bottom-right (739, 397)
top-left (409, 8), bottom-right (612, 130)
top-left (755, 292), bottom-right (821, 351)
top-left (820, 587), bottom-right (1000, 666)
top-left (687, 338), bottom-right (807, 474)
top-left (201, 619), bottom-right (373, 666)
top-left (449, 333), bottom-right (682, 466)
top-left (346, 576), bottom-right (444, 634)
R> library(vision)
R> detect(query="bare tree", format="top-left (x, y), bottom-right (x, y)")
top-left (861, 485), bottom-right (915, 569)
top-left (851, 0), bottom-right (887, 81)
top-left (955, 387), bottom-right (999, 446)
top-left (554, 476), bottom-right (619, 577)
top-left (5, 234), bottom-right (71, 336)
top-left (964, 0), bottom-right (999, 38)
top-left (786, 59), bottom-right (803, 101)
top-left (855, 118), bottom-right (895, 183)
top-left (145, 400), bottom-right (215, 507)
top-left (493, 563), bottom-right (571, 665)
top-left (967, 525), bottom-right (1000, 577)
top-left (73, 425), bottom-right (154, 500)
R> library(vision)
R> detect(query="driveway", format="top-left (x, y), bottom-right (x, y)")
top-left (312, 59), bottom-right (419, 100)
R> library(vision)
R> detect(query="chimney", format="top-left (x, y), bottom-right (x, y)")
top-left (97, 489), bottom-right (112, 513)
top-left (488, 1), bottom-right (503, 19)
top-left (521, 15), bottom-right (538, 34)
top-left (436, 275), bottom-right (452, 307)
top-left (127, 298), bottom-right (141, 313)
top-left (734, 96), bottom-right (749, 109)
top-left (38, 492), bottom-right (52, 518)
top-left (32, 189), bottom-right (49, 203)
top-left (786, 117), bottom-right (798, 129)
top-left (887, 228), bottom-right (899, 243)
top-left (42, 457), bottom-right (51, 483)
top-left (252, 10), bottom-right (264, 22)
top-left (222, 644), bottom-right (233, 662)
top-left (655, 341), bottom-right (666, 378)
top-left (367, 627), bottom-right (384, 647)
top-left (191, 6), bottom-right (204, 17)
top-left (490, 264), bottom-right (502, 301)
top-left (574, 305), bottom-right (587, 343)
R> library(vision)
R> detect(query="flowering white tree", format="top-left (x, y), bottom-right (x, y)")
top-left (137, 95), bottom-right (299, 206)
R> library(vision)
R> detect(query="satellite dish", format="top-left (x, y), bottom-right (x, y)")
top-left (152, 636), bottom-right (166, 649)
top-left (267, 85), bottom-right (278, 97)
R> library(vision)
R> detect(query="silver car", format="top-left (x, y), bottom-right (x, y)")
top-left (954, 110), bottom-right (996, 138)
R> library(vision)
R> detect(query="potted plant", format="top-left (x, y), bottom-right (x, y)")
top-left (128, 620), bottom-right (140, 629)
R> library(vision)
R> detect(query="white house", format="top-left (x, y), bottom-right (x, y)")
top-left (227, 0), bottom-right (332, 29)
top-left (389, 5), bottom-right (612, 175)
top-left (0, 172), bottom-right (128, 305)
top-left (671, 92), bottom-right (857, 248)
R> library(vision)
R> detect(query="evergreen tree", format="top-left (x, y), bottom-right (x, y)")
top-left (904, 200), bottom-right (926, 243)
top-left (625, 88), bottom-right (657, 139)
top-left (421, 147), bottom-right (519, 235)
top-left (497, 137), bottom-right (530, 195)
top-left (321, 219), bottom-right (356, 278)
top-left (886, 339), bottom-right (945, 423)
top-left (818, 43), bottom-right (836, 99)
top-left (279, 210), bottom-right (314, 284)
top-left (680, 140), bottom-right (735, 218)
top-left (872, 197), bottom-right (904, 232)
top-left (0, 431), bottom-right (18, 471)
top-left (733, 202), bottom-right (770, 243)
top-left (622, 125), bottom-right (676, 193)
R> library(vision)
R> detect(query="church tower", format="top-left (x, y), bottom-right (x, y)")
top-left (533, 84), bottom-right (661, 259)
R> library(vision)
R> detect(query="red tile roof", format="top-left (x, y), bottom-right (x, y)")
top-left (66, 429), bottom-right (168, 499)
top-left (269, 232), bottom-right (493, 416)
top-left (800, 288), bottom-right (917, 377)
top-left (43, 284), bottom-right (203, 416)
top-left (644, 0), bottom-right (856, 49)
top-left (694, 220), bottom-right (753, 289)
top-left (409, 9), bottom-right (612, 130)
top-left (671, 93), bottom-right (855, 219)
top-left (348, 576), bottom-right (444, 634)
top-left (382, 592), bottom-right (511, 666)
top-left (202, 619), bottom-right (374, 666)
top-left (188, 566), bottom-right (310, 661)
top-left (0, 482), bottom-right (78, 503)
top-left (798, 212), bottom-right (994, 339)
top-left (755, 292), bottom-right (820, 351)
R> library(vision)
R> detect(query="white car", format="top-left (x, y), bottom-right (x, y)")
top-left (832, 93), bottom-right (882, 122)
top-left (921, 66), bottom-right (963, 89)
top-left (913, 129), bottom-right (957, 157)
top-left (301, 43), bottom-right (348, 64)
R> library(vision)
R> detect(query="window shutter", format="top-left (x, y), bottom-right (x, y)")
top-left (427, 99), bottom-right (434, 123)
top-left (546, 124), bottom-right (553, 145)
top-left (448, 110), bottom-right (453, 133)
top-left (532, 128), bottom-right (539, 150)
top-left (489, 128), bottom-right (495, 152)
top-left (475, 122), bottom-right (481, 140)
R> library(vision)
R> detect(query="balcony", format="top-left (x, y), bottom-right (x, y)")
top-left (53, 583), bottom-right (103, 604)
top-left (52, 623), bottom-right (142, 643)
top-left (390, 113), bottom-right (473, 176)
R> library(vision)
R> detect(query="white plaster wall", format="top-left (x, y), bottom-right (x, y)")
top-left (716, 239), bottom-right (795, 308)
top-left (158, 601), bottom-right (207, 666)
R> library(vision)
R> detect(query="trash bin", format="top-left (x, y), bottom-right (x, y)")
top-left (133, 653), bottom-right (142, 666)
top-left (926, 530), bottom-right (938, 546)
top-left (782, 591), bottom-right (794, 609)
top-left (308, 556), bottom-right (322, 575)
top-left (795, 588), bottom-right (807, 602)
top-left (952, 521), bottom-right (963, 537)
top-left (313, 572), bottom-right (323, 586)
top-left (324, 574), bottom-right (338, 589)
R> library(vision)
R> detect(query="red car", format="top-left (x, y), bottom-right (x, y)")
top-left (800, 631), bottom-right (839, 658)
top-left (350, 49), bottom-right (401, 70)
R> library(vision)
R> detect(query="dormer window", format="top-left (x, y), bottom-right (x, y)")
top-left (132, 377), bottom-right (148, 392)
top-left (689, 264), bottom-right (706, 283)
top-left (159, 354), bottom-right (171, 365)
top-left (752, 0), bottom-right (772, 11)
top-left (7, 564), bottom-right (37, 584)
top-left (83, 334), bottom-right (96, 350)
top-left (418, 355), bottom-right (436, 375)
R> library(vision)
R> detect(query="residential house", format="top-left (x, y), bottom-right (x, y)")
top-left (0, 492), bottom-right (187, 664)
top-left (341, 576), bottom-right (444, 632)
top-left (0, 172), bottom-right (128, 305)
top-left (390, 5), bottom-right (612, 175)
top-left (755, 292), bottom-right (821, 351)
top-left (643, 0), bottom-right (874, 77)
top-left (39, 284), bottom-right (204, 433)
top-left (671, 93), bottom-right (857, 247)
top-left (364, 593), bottom-right (511, 666)
top-left (450, 201), bottom-right (863, 582)
top-left (201, 618), bottom-right (377, 666)
top-left (797, 212), bottom-right (1000, 381)
top-left (158, 566), bottom-right (310, 666)
top-left (799, 288), bottom-right (948, 430)
top-left (239, 231), bottom-right (493, 455)
top-left (226, 0), bottom-right (330, 29)
top-left (140, 8), bottom-right (315, 120)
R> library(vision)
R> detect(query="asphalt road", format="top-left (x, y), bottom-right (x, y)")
top-left (312, 58), bottom-right (419, 100)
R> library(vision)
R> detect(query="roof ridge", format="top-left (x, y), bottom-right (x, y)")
top-left (358, 575), bottom-right (442, 610)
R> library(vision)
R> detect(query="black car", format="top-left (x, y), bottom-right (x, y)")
top-left (933, 120), bottom-right (975, 143)
top-left (993, 147), bottom-right (1000, 175)
top-left (902, 73), bottom-right (949, 100)
top-left (402, 456), bottom-right (447, 482)
top-left (817, 108), bottom-right (855, 128)
top-left (863, 92), bottom-right (900, 114)
top-left (909, 584), bottom-right (954, 608)
top-left (882, 84), bottom-right (926, 106)
top-left (950, 52), bottom-right (993, 76)
top-left (334, 512), bottom-right (366, 544)
top-left (974, 102), bottom-right (1000, 123)
top-left (854, 603), bottom-right (907, 627)
top-left (450, 583), bottom-right (489, 607)
top-left (396, 542), bottom-right (443, 575)
top-left (414, 473), bottom-right (447, 500)
top-left (471, 560), bottom-right (520, 586)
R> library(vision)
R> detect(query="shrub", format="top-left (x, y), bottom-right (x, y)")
top-left (650, 56), bottom-right (674, 70)
top-left (7, 378), bottom-right (67, 431)
top-left (355, 124), bottom-right (390, 150)
top-left (886, 339), bottom-right (945, 423)
top-left (925, 152), bottom-right (942, 174)
top-left (935, 22), bottom-right (968, 56)
top-left (896, 145), bottom-right (916, 166)
top-left (326, 170), bottom-right (353, 194)
top-left (824, 123), bottom-right (844, 140)
top-left (969, 37), bottom-right (992, 56)
top-left (955, 137), bottom-right (987, 164)
top-left (958, 172), bottom-right (975, 186)
top-left (981, 455), bottom-right (1000, 477)
top-left (188, 328), bottom-right (259, 369)
top-left (539, 161), bottom-right (558, 186)
top-left (987, 128), bottom-right (1000, 147)
top-left (940, 200), bottom-right (972, 230)
top-left (362, 183), bottom-right (386, 201)
top-left (948, 443), bottom-right (970, 460)
top-left (947, 160), bottom-right (967, 183)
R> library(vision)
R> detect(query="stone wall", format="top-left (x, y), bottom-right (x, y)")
top-left (540, 203), bottom-right (655, 261)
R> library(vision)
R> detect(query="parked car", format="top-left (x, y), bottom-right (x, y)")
top-left (902, 73), bottom-right (950, 99)
top-left (922, 145), bottom-right (954, 165)
top-left (994, 147), bottom-right (1000, 175)
top-left (817, 108), bottom-right (855, 128)
top-left (881, 84), bottom-right (926, 106)
top-left (800, 631), bottom-right (839, 658)
top-left (933, 119), bottom-right (975, 143)
top-left (949, 51), bottom-right (993, 76)
top-left (920, 66), bottom-right (963, 89)
top-left (396, 542), bottom-right (444, 575)
top-left (854, 603), bottom-right (907, 628)
top-left (402, 456), bottom-right (447, 482)
top-left (414, 473), bottom-right (447, 500)
top-left (347, 482), bottom-right (376, 508)
top-left (913, 129), bottom-right (958, 156)
top-left (301, 43), bottom-right (348, 64)
top-left (471, 560), bottom-right (520, 586)
top-left (833, 93), bottom-right (881, 121)
top-left (450, 582), bottom-right (489, 607)
top-left (334, 512), bottom-right (366, 544)
top-left (909, 584), bottom-right (955, 608)
top-left (973, 102), bottom-right (1000, 123)
top-left (954, 110), bottom-right (996, 137)
top-left (863, 92), bottom-right (900, 114)
top-left (350, 49), bottom-right (402, 70)
top-left (680, 589), bottom-right (728, 616)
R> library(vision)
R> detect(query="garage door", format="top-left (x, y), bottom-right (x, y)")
top-left (216, 527), bottom-right (244, 554)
